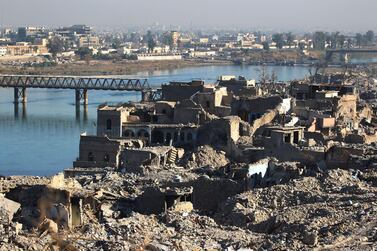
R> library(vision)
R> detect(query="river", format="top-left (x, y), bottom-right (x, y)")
top-left (0, 65), bottom-right (310, 176)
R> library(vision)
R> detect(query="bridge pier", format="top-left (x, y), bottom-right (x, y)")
top-left (14, 102), bottom-right (27, 119)
top-left (75, 89), bottom-right (88, 106)
top-left (14, 87), bottom-right (27, 104)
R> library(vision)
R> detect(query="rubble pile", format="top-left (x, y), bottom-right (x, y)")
top-left (216, 169), bottom-right (377, 250)
top-left (0, 167), bottom-right (376, 250)
top-left (179, 145), bottom-right (230, 170)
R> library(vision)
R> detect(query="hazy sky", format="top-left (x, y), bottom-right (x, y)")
top-left (1, 0), bottom-right (376, 31)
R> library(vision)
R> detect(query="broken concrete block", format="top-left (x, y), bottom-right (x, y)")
top-left (302, 230), bottom-right (318, 246)
top-left (38, 218), bottom-right (58, 234)
top-left (100, 203), bottom-right (114, 218)
top-left (172, 202), bottom-right (193, 213)
top-left (12, 222), bottom-right (22, 235)
top-left (0, 194), bottom-right (21, 223)
top-left (146, 242), bottom-right (169, 251)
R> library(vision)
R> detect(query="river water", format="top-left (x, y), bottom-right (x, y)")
top-left (0, 65), bottom-right (310, 176)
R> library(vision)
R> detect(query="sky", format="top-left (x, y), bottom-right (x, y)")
top-left (1, 0), bottom-right (376, 32)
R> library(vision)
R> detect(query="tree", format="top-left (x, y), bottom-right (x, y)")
top-left (162, 33), bottom-right (173, 47)
top-left (329, 32), bottom-right (339, 49)
top-left (76, 47), bottom-right (93, 62)
top-left (298, 42), bottom-right (306, 51)
top-left (270, 70), bottom-right (278, 84)
top-left (355, 33), bottom-right (363, 47)
top-left (338, 35), bottom-right (346, 48)
top-left (47, 37), bottom-right (64, 58)
top-left (262, 42), bottom-right (270, 51)
top-left (111, 37), bottom-right (123, 49)
top-left (313, 31), bottom-right (326, 50)
top-left (286, 32), bottom-right (295, 48)
top-left (272, 33), bottom-right (285, 49)
top-left (257, 64), bottom-right (270, 84)
top-left (146, 30), bottom-right (156, 53)
top-left (365, 30), bottom-right (374, 44)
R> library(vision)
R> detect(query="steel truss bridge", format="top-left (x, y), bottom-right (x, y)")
top-left (0, 75), bottom-right (153, 104)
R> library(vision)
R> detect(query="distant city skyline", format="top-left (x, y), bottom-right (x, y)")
top-left (1, 0), bottom-right (377, 32)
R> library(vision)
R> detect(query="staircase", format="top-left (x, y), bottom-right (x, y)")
top-left (168, 148), bottom-right (178, 164)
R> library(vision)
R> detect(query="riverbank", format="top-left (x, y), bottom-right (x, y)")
top-left (0, 59), bottom-right (232, 76)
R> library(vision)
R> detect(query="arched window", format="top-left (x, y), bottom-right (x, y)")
top-left (137, 129), bottom-right (149, 138)
top-left (88, 152), bottom-right (94, 161)
top-left (162, 109), bottom-right (167, 114)
top-left (106, 119), bottom-right (112, 130)
top-left (173, 132), bottom-right (178, 142)
top-left (104, 154), bottom-right (110, 162)
top-left (180, 132), bottom-right (185, 142)
top-left (123, 130), bottom-right (134, 137)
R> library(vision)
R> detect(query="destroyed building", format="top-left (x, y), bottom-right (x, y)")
top-left (2, 71), bottom-right (377, 250)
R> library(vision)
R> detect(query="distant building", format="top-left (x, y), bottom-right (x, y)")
top-left (136, 53), bottom-right (182, 61)
top-left (2, 28), bottom-right (12, 36)
top-left (78, 36), bottom-right (100, 48)
top-left (171, 31), bottom-right (180, 46)
top-left (240, 39), bottom-right (253, 48)
top-left (3, 43), bottom-right (48, 56)
top-left (0, 38), bottom-right (11, 45)
top-left (69, 25), bottom-right (91, 35)
top-left (57, 25), bottom-right (91, 37)
top-left (17, 27), bottom-right (45, 42)
top-left (199, 38), bottom-right (209, 44)
top-left (188, 50), bottom-right (216, 58)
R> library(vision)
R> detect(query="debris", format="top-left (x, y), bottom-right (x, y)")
top-left (0, 194), bottom-right (21, 223)
top-left (38, 218), bottom-right (58, 235)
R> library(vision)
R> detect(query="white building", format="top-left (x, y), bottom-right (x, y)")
top-left (137, 53), bottom-right (182, 61)
top-left (189, 51), bottom-right (217, 58)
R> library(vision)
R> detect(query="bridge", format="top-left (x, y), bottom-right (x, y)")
top-left (325, 48), bottom-right (377, 61)
top-left (0, 75), bottom-right (152, 105)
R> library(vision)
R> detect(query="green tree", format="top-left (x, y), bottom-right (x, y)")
top-left (272, 33), bottom-right (285, 49)
top-left (365, 30), bottom-right (374, 44)
top-left (47, 37), bottom-right (64, 58)
top-left (162, 32), bottom-right (173, 47)
top-left (76, 47), bottom-right (93, 61)
top-left (146, 30), bottom-right (156, 53)
top-left (111, 37), bottom-right (123, 49)
top-left (330, 32), bottom-right (339, 49)
top-left (298, 42), bottom-right (306, 51)
top-left (355, 33), bottom-right (363, 47)
top-left (338, 35), bottom-right (346, 48)
top-left (286, 32), bottom-right (295, 48)
top-left (262, 42), bottom-right (270, 51)
top-left (313, 31), bottom-right (326, 50)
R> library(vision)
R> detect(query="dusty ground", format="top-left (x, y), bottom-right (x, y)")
top-left (0, 59), bottom-right (231, 76)
top-left (245, 50), bottom-right (323, 62)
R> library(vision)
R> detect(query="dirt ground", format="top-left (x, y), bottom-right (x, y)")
top-left (0, 59), bottom-right (231, 76)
